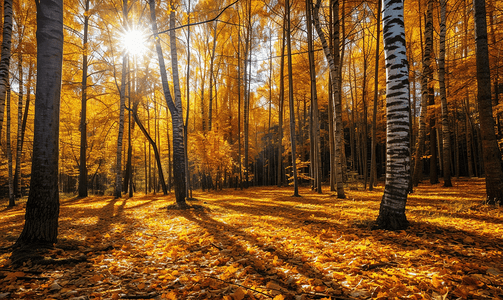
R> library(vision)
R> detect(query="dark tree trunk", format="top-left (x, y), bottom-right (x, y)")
top-left (473, 0), bottom-right (503, 204)
top-left (78, 0), bottom-right (90, 197)
top-left (14, 0), bottom-right (63, 248)
top-left (0, 0), bottom-right (12, 141)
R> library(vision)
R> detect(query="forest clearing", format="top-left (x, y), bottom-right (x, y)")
top-left (1, 178), bottom-right (502, 300)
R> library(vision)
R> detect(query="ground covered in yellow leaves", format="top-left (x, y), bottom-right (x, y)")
top-left (1, 178), bottom-right (502, 299)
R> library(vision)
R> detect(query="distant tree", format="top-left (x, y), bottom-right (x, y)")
top-left (0, 0), bottom-right (13, 142)
top-left (286, 0), bottom-right (299, 196)
top-left (438, 0), bottom-right (452, 187)
top-left (375, 0), bottom-right (411, 230)
top-left (78, 0), bottom-right (90, 197)
top-left (412, 0), bottom-right (433, 187)
top-left (14, 0), bottom-right (64, 247)
top-left (473, 0), bottom-right (503, 205)
top-left (113, 0), bottom-right (128, 198)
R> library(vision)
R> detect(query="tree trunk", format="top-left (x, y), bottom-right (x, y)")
top-left (14, 60), bottom-right (32, 197)
top-left (439, 0), bottom-right (452, 187)
top-left (412, 0), bottom-right (433, 186)
top-left (243, 0), bottom-right (252, 188)
top-left (185, 0), bottom-right (192, 198)
top-left (286, 0), bottom-right (299, 197)
top-left (14, 0), bottom-right (63, 248)
top-left (473, 0), bottom-right (503, 205)
top-left (369, 0), bottom-right (381, 191)
top-left (14, 43), bottom-right (24, 198)
top-left (375, 0), bottom-right (411, 231)
top-left (0, 0), bottom-right (12, 142)
top-left (277, 17), bottom-right (286, 187)
top-left (149, 0), bottom-right (187, 206)
top-left (208, 21), bottom-right (217, 131)
top-left (306, 0), bottom-right (321, 193)
top-left (7, 84), bottom-right (14, 206)
top-left (133, 102), bottom-right (167, 194)
top-left (312, 0), bottom-right (345, 198)
top-left (114, 0), bottom-right (128, 198)
top-left (78, 0), bottom-right (90, 197)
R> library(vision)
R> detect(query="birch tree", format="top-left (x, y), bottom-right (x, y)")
top-left (311, 0), bottom-right (345, 198)
top-left (113, 0), bottom-right (128, 198)
top-left (149, 0), bottom-right (187, 206)
top-left (375, 0), bottom-right (411, 230)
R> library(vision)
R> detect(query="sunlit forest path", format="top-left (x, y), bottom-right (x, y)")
top-left (1, 178), bottom-right (502, 299)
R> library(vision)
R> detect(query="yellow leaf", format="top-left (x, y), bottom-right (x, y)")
top-left (232, 287), bottom-right (246, 300)
top-left (162, 291), bottom-right (177, 300)
top-left (273, 295), bottom-right (285, 300)
top-left (431, 275), bottom-right (443, 289)
top-left (137, 282), bottom-right (145, 290)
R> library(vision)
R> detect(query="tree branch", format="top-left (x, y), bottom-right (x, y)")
top-left (155, 0), bottom-right (239, 35)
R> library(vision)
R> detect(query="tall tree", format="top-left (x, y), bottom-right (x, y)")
top-left (149, 0), bottom-right (187, 206)
top-left (277, 15), bottom-right (286, 187)
top-left (412, 0), bottom-right (433, 186)
top-left (7, 84), bottom-right (14, 206)
top-left (473, 0), bottom-right (503, 205)
top-left (375, 0), bottom-right (411, 230)
top-left (369, 0), bottom-right (381, 191)
top-left (78, 0), bottom-right (90, 197)
top-left (13, 59), bottom-right (32, 198)
top-left (312, 0), bottom-right (345, 198)
top-left (14, 0), bottom-right (64, 248)
top-left (286, 0), bottom-right (299, 196)
top-left (114, 0), bottom-right (128, 198)
top-left (439, 0), bottom-right (452, 187)
top-left (306, 0), bottom-right (321, 193)
top-left (0, 0), bottom-right (13, 142)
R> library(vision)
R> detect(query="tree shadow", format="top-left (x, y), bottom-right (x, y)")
top-left (173, 208), bottom-right (350, 299)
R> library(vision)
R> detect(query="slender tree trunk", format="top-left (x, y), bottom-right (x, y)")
top-left (243, 0), bottom-right (252, 188)
top-left (306, 0), bottom-right (321, 193)
top-left (285, 0), bottom-right (299, 197)
top-left (328, 76), bottom-right (335, 191)
top-left (237, 12), bottom-right (243, 189)
top-left (208, 21), bottom-right (217, 131)
top-left (14, 47), bottom-right (23, 198)
top-left (362, 30), bottom-right (369, 190)
top-left (78, 0), bottom-right (90, 197)
top-left (473, 0), bottom-right (503, 205)
top-left (7, 84), bottom-right (14, 206)
top-left (312, 0), bottom-right (345, 198)
top-left (114, 0), bottom-right (128, 198)
top-left (133, 102), bottom-right (167, 194)
top-left (375, 0), bottom-right (411, 231)
top-left (277, 18), bottom-right (286, 187)
top-left (14, 60), bottom-right (32, 197)
top-left (14, 0), bottom-right (64, 248)
top-left (439, 0), bottom-right (452, 187)
top-left (149, 0), bottom-right (186, 205)
top-left (0, 0), bottom-right (13, 142)
top-left (185, 0), bottom-right (191, 198)
top-left (412, 0), bottom-right (433, 186)
top-left (369, 0), bottom-right (381, 191)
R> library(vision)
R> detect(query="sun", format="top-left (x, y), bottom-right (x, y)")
top-left (120, 27), bottom-right (149, 57)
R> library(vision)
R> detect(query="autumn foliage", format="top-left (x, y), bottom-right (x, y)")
top-left (1, 178), bottom-right (502, 299)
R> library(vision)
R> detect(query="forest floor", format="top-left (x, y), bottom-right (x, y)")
top-left (1, 178), bottom-right (502, 300)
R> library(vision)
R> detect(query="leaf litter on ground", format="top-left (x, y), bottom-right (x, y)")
top-left (1, 177), bottom-right (502, 299)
